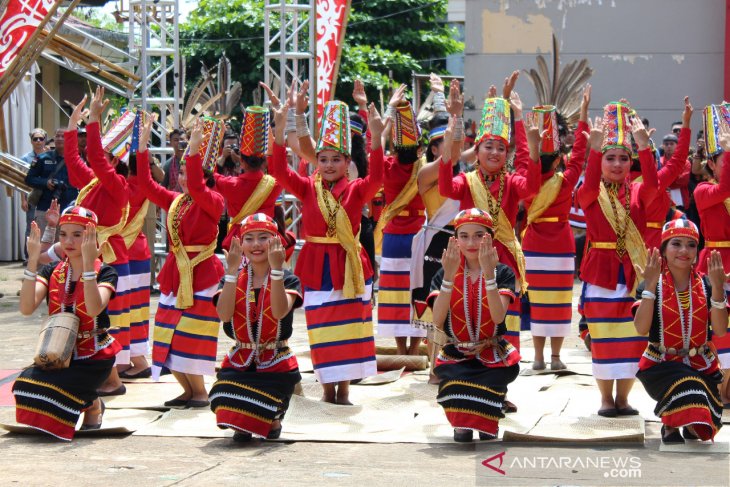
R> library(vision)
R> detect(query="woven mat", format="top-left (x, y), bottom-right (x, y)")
top-left (502, 415), bottom-right (645, 443)
top-left (103, 382), bottom-right (189, 410)
top-left (519, 362), bottom-right (593, 377)
top-left (0, 407), bottom-right (161, 437)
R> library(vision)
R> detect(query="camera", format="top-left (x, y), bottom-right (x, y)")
top-left (179, 141), bottom-right (188, 150)
top-left (50, 179), bottom-right (68, 201)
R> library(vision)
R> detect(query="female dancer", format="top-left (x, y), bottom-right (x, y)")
top-left (428, 208), bottom-right (520, 442)
top-left (64, 88), bottom-right (130, 395)
top-left (209, 214), bottom-right (302, 442)
top-left (518, 86), bottom-right (590, 370)
top-left (269, 98), bottom-right (385, 405)
top-left (577, 103), bottom-right (658, 416)
top-left (136, 115), bottom-right (225, 407)
top-left (13, 208), bottom-right (120, 440)
top-left (695, 105), bottom-right (730, 406)
top-left (634, 220), bottom-right (727, 442)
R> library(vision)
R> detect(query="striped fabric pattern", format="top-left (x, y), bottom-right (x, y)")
top-left (151, 284), bottom-right (220, 379)
top-left (107, 262), bottom-right (131, 365)
top-left (582, 282), bottom-right (647, 379)
top-left (504, 297), bottom-right (522, 351)
top-left (304, 280), bottom-right (376, 384)
top-left (210, 379), bottom-right (283, 437)
top-left (378, 233), bottom-right (425, 338)
top-left (712, 283), bottom-right (730, 368)
top-left (524, 251), bottom-right (575, 337)
top-left (127, 259), bottom-right (151, 357)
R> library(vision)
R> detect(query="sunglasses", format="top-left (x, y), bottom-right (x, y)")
top-left (672, 128), bottom-right (681, 134)
top-left (32, 137), bottom-right (45, 142)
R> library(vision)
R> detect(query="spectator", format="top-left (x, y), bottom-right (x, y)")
top-left (24, 128), bottom-right (78, 233)
top-left (162, 128), bottom-right (186, 192)
top-left (662, 133), bottom-right (690, 210)
top-left (20, 128), bottom-right (48, 262)
top-left (77, 126), bottom-right (87, 162)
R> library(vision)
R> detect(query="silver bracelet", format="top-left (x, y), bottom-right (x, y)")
top-left (81, 271), bottom-right (97, 282)
top-left (285, 108), bottom-right (297, 134)
top-left (453, 117), bottom-right (465, 141)
top-left (47, 244), bottom-right (60, 262)
top-left (432, 91), bottom-right (447, 114)
top-left (41, 226), bottom-right (56, 244)
top-left (441, 279), bottom-right (454, 287)
top-left (270, 269), bottom-right (285, 277)
top-left (270, 274), bottom-right (284, 281)
top-left (641, 290), bottom-right (656, 300)
top-left (385, 105), bottom-right (396, 121)
top-left (23, 269), bottom-right (37, 280)
top-left (295, 114), bottom-right (310, 138)
top-left (224, 274), bottom-right (238, 283)
top-left (440, 285), bottom-right (453, 293)
top-left (486, 284), bottom-right (498, 291)
top-left (485, 278), bottom-right (497, 286)
top-left (710, 298), bottom-right (728, 310)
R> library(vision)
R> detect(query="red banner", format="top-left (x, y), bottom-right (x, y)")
top-left (0, 0), bottom-right (51, 78)
top-left (315, 0), bottom-right (350, 123)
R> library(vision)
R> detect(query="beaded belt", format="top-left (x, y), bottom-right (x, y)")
top-left (649, 342), bottom-right (710, 357)
top-left (235, 340), bottom-right (288, 350)
top-left (398, 209), bottom-right (425, 217)
top-left (77, 329), bottom-right (103, 339)
top-left (705, 241), bottom-right (730, 248)
top-left (183, 245), bottom-right (210, 252)
top-left (646, 221), bottom-right (663, 229)
top-left (451, 337), bottom-right (500, 348)
top-left (590, 241), bottom-right (617, 250)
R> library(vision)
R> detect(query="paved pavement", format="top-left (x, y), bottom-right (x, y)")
top-left (0, 262), bottom-right (727, 487)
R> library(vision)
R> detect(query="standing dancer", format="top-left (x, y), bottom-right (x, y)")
top-left (136, 116), bottom-right (225, 407)
top-left (375, 85), bottom-right (427, 354)
top-left (577, 102), bottom-right (657, 416)
top-left (269, 98), bottom-right (385, 405)
top-left (428, 208), bottom-right (520, 442)
top-left (14, 209), bottom-right (120, 440)
top-left (695, 105), bottom-right (730, 406)
top-left (519, 86), bottom-right (590, 370)
top-left (634, 220), bottom-right (727, 443)
top-left (64, 89), bottom-right (131, 395)
top-left (209, 214), bottom-right (303, 442)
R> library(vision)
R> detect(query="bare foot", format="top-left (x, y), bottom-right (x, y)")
top-left (428, 374), bottom-right (441, 385)
top-left (321, 394), bottom-right (336, 404)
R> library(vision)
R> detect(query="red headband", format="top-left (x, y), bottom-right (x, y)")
top-left (59, 206), bottom-right (98, 228)
top-left (454, 208), bottom-right (494, 232)
top-left (661, 219), bottom-right (699, 245)
top-left (240, 213), bottom-right (277, 236)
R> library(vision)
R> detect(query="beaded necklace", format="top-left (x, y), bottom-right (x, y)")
top-left (320, 179), bottom-right (342, 237)
top-left (244, 265), bottom-right (270, 355)
top-left (606, 182), bottom-right (631, 258)
top-left (479, 169), bottom-right (505, 226)
top-left (462, 266), bottom-right (483, 342)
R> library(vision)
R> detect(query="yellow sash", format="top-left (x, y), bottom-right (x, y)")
top-left (526, 173), bottom-right (564, 227)
top-left (167, 194), bottom-right (217, 309)
top-left (229, 174), bottom-right (276, 225)
top-left (314, 175), bottom-right (365, 298)
top-left (373, 157), bottom-right (425, 253)
top-left (120, 200), bottom-right (150, 249)
top-left (597, 183), bottom-right (647, 293)
top-left (76, 178), bottom-right (130, 263)
top-left (465, 170), bottom-right (528, 290)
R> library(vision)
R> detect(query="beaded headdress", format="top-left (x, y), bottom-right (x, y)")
top-left (475, 97), bottom-right (511, 147)
top-left (391, 101), bottom-right (421, 148)
top-left (601, 101), bottom-right (633, 154)
top-left (703, 104), bottom-right (729, 158)
top-left (181, 116), bottom-right (225, 173)
top-left (102, 109), bottom-right (137, 162)
top-left (532, 105), bottom-right (560, 154)
top-left (315, 101), bottom-right (351, 156)
top-left (239, 106), bottom-right (269, 158)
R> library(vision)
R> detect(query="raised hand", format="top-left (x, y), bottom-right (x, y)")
top-left (268, 236), bottom-right (286, 270)
top-left (580, 83), bottom-right (591, 122)
top-left (368, 102), bottom-right (386, 140)
top-left (352, 79), bottom-right (368, 109)
top-left (509, 91), bottom-right (523, 120)
top-left (88, 86), bottom-right (110, 123)
top-left (682, 96), bottom-right (693, 128)
top-left (81, 223), bottom-right (100, 268)
top-left (478, 234), bottom-right (499, 278)
top-left (26, 221), bottom-right (41, 262)
top-left (430, 73), bottom-right (444, 94)
top-left (502, 70), bottom-right (519, 99)
top-left (225, 236), bottom-right (243, 274)
top-left (441, 237), bottom-right (461, 282)
top-left (635, 247), bottom-right (661, 289)
top-left (707, 250), bottom-right (729, 290)
top-left (486, 85), bottom-right (498, 99)
top-left (273, 100), bottom-right (290, 144)
top-left (524, 112), bottom-right (543, 159)
top-left (188, 118), bottom-right (204, 155)
top-left (295, 80), bottom-right (310, 115)
top-left (259, 81), bottom-right (281, 109)
top-left (445, 79), bottom-right (463, 116)
top-left (139, 112), bottom-right (156, 151)
top-left (45, 199), bottom-right (60, 228)
top-left (630, 116), bottom-right (650, 151)
top-left (388, 84), bottom-right (407, 108)
top-left (68, 94), bottom-right (88, 131)
top-left (442, 115), bottom-right (456, 161)
top-left (585, 116), bottom-right (604, 152)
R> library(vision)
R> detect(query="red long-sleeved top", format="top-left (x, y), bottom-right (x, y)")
top-left (438, 120), bottom-right (541, 273)
top-left (577, 147), bottom-right (658, 289)
top-left (517, 120), bottom-right (589, 254)
top-left (125, 175), bottom-right (151, 261)
top-left (696, 151), bottom-right (730, 274)
top-left (136, 149), bottom-right (224, 295)
top-left (65, 121), bottom-right (129, 264)
top-left (269, 142), bottom-right (383, 290)
top-left (382, 155), bottom-right (426, 234)
top-left (214, 171), bottom-right (283, 250)
top-left (641, 127), bottom-right (691, 249)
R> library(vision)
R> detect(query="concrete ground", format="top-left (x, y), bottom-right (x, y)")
top-left (0, 261), bottom-right (727, 487)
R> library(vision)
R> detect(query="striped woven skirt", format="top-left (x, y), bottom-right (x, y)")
top-left (304, 268), bottom-right (376, 384)
top-left (151, 284), bottom-right (220, 379)
top-left (504, 296), bottom-right (522, 351)
top-left (637, 361), bottom-right (723, 441)
top-left (582, 272), bottom-right (646, 380)
top-left (524, 251), bottom-right (575, 337)
top-left (12, 358), bottom-right (114, 441)
top-left (210, 366), bottom-right (302, 438)
top-left (127, 259), bottom-right (151, 358)
top-left (712, 282), bottom-right (730, 368)
top-left (434, 360), bottom-right (519, 438)
top-left (378, 232), bottom-right (425, 338)
top-left (107, 262), bottom-right (131, 365)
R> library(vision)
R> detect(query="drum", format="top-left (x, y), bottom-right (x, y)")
top-left (34, 312), bottom-right (80, 369)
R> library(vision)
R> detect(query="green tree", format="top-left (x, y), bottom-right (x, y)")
top-left (180, 0), bottom-right (462, 107)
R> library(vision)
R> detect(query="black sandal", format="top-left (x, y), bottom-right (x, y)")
top-left (661, 425), bottom-right (685, 444)
top-left (453, 428), bottom-right (473, 442)
top-left (682, 426), bottom-right (699, 440)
